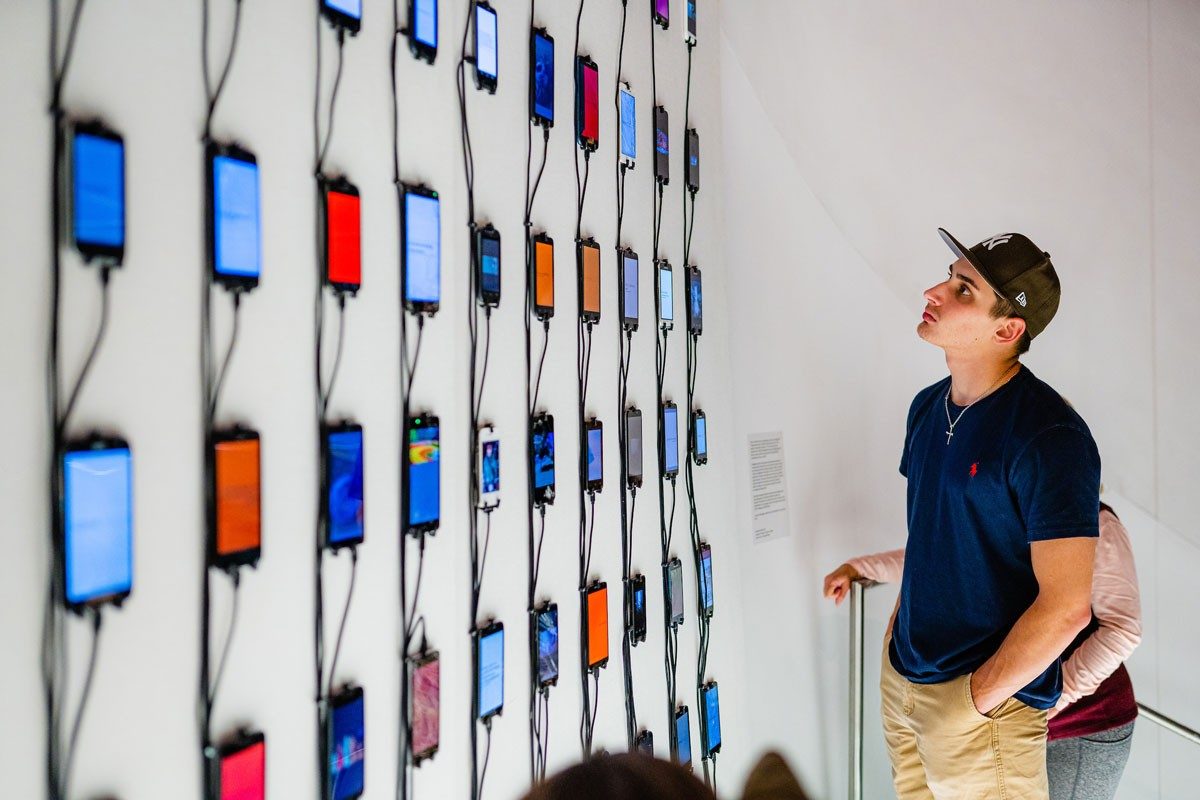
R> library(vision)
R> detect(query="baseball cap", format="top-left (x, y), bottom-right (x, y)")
top-left (937, 228), bottom-right (1061, 339)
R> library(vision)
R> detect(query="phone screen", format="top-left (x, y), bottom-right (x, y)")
top-left (220, 737), bottom-right (265, 800)
top-left (636, 730), bottom-right (653, 755)
top-left (533, 32), bottom-right (555, 123)
top-left (655, 0), bottom-right (670, 24)
top-left (703, 683), bottom-right (721, 754)
top-left (326, 186), bottom-right (361, 289)
top-left (475, 5), bottom-right (498, 80)
top-left (687, 0), bottom-right (697, 37)
top-left (676, 709), bottom-right (692, 767)
top-left (695, 414), bottom-right (708, 461)
top-left (324, 0), bottom-right (362, 22)
top-left (579, 59), bottom-right (599, 144)
top-left (412, 658), bottom-right (440, 758)
top-left (632, 580), bottom-right (647, 640)
top-left (701, 545), bottom-right (714, 614)
top-left (688, 269), bottom-right (702, 332)
top-left (654, 107), bottom-right (669, 183)
top-left (533, 425), bottom-right (555, 489)
top-left (327, 428), bottom-right (365, 546)
top-left (659, 266), bottom-right (674, 323)
top-left (537, 606), bottom-right (558, 685)
top-left (477, 626), bottom-right (504, 719)
top-left (622, 254), bottom-right (638, 326)
top-left (408, 421), bottom-right (440, 528)
top-left (213, 153), bottom-right (261, 280)
top-left (587, 585), bottom-right (609, 668)
top-left (480, 232), bottom-right (501, 300)
top-left (404, 191), bottom-right (440, 305)
top-left (627, 411), bottom-right (643, 482)
top-left (214, 436), bottom-right (261, 561)
top-left (664, 405), bottom-right (679, 474)
top-left (619, 88), bottom-right (636, 160)
top-left (413, 0), bottom-right (437, 48)
top-left (581, 244), bottom-right (601, 317)
top-left (586, 424), bottom-right (603, 484)
top-left (480, 437), bottom-right (499, 496)
top-left (63, 445), bottom-right (133, 606)
top-left (72, 129), bottom-right (124, 254)
top-left (329, 693), bottom-right (365, 800)
top-left (535, 238), bottom-right (554, 312)
top-left (687, 129), bottom-right (700, 190)
top-left (669, 559), bottom-right (685, 624)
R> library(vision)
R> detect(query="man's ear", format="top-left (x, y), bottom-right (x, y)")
top-left (994, 315), bottom-right (1027, 348)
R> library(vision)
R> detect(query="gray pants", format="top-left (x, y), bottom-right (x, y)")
top-left (1046, 721), bottom-right (1135, 800)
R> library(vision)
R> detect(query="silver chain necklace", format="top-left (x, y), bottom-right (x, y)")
top-left (943, 364), bottom-right (1019, 445)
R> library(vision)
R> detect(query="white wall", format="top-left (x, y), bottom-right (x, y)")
top-left (0, 1), bottom-right (754, 798)
top-left (718, 1), bottom-right (1200, 798)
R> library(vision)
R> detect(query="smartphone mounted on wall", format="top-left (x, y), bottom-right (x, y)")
top-left (215, 728), bottom-right (266, 800)
top-left (685, 128), bottom-right (700, 193)
top-left (578, 238), bottom-right (601, 323)
top-left (409, 651), bottom-right (440, 764)
top-left (700, 680), bottom-right (722, 757)
top-left (654, 106), bottom-right (670, 185)
top-left (321, 0), bottom-right (362, 35)
top-left (627, 573), bottom-right (647, 645)
top-left (584, 418), bottom-right (603, 494)
top-left (653, 0), bottom-right (669, 29)
top-left (69, 120), bottom-right (126, 267)
top-left (699, 541), bottom-right (714, 617)
top-left (404, 413), bottom-right (441, 536)
top-left (585, 581), bottom-right (609, 671)
top-left (666, 557), bottom-right (685, 628)
top-left (530, 28), bottom-right (555, 127)
top-left (324, 422), bottom-right (365, 550)
top-left (322, 175), bottom-right (362, 295)
top-left (535, 602), bottom-right (559, 688)
top-left (625, 407), bottom-right (643, 489)
top-left (475, 621), bottom-right (505, 720)
top-left (473, 1), bottom-right (498, 93)
top-left (619, 248), bottom-right (639, 331)
top-left (656, 260), bottom-right (674, 331)
top-left (531, 413), bottom-right (556, 506)
top-left (477, 423), bottom-right (500, 511)
top-left (327, 685), bottom-right (366, 800)
top-left (207, 140), bottom-right (261, 291)
top-left (532, 232), bottom-right (555, 320)
top-left (684, 0), bottom-right (697, 43)
top-left (661, 401), bottom-right (680, 478)
top-left (674, 705), bottom-right (692, 770)
top-left (576, 55), bottom-right (600, 152)
top-left (619, 82), bottom-right (636, 168)
top-left (211, 427), bottom-right (262, 569)
top-left (685, 265), bottom-right (702, 335)
top-left (402, 184), bottom-right (441, 315)
top-left (407, 0), bottom-right (438, 63)
top-left (476, 224), bottom-right (501, 308)
top-left (690, 408), bottom-right (707, 466)
top-left (635, 729), bottom-right (654, 756)
top-left (61, 434), bottom-right (133, 612)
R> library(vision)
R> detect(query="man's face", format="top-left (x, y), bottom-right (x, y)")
top-left (917, 257), bottom-right (1007, 351)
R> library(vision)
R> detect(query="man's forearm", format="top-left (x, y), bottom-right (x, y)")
top-left (971, 595), bottom-right (1091, 714)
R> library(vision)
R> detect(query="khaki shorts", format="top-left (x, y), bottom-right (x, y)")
top-left (880, 640), bottom-right (1049, 800)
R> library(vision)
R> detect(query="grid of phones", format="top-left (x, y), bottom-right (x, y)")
top-left (625, 407), bottom-right (643, 488)
top-left (585, 582), bottom-right (609, 670)
top-left (657, 261), bottom-right (674, 330)
top-left (654, 106), bottom-right (670, 185)
top-left (533, 234), bottom-right (555, 319)
top-left (208, 143), bottom-right (261, 289)
top-left (328, 687), bottom-right (365, 800)
top-left (531, 413), bottom-right (555, 506)
top-left (476, 225), bottom-right (501, 307)
top-left (667, 558), bottom-right (685, 627)
top-left (576, 56), bottom-right (600, 151)
top-left (620, 250), bottom-right (639, 331)
top-left (408, 0), bottom-right (438, 62)
top-left (531, 29), bottom-right (555, 126)
top-left (662, 402), bottom-right (680, 477)
top-left (321, 0), bottom-right (362, 33)
top-left (62, 437), bottom-right (133, 609)
top-left (325, 423), bottom-right (364, 548)
top-left (686, 265), bottom-right (702, 335)
top-left (700, 542), bottom-right (714, 616)
top-left (690, 409), bottom-right (708, 466)
top-left (324, 177), bottom-right (362, 293)
top-left (675, 706), bottom-right (692, 768)
top-left (585, 419), bottom-right (603, 492)
top-left (477, 424), bottom-right (500, 510)
top-left (536, 603), bottom-right (559, 687)
top-left (411, 652), bottom-right (440, 762)
top-left (474, 2), bottom-right (498, 92)
top-left (686, 129), bottom-right (701, 192)
top-left (619, 84), bottom-right (636, 164)
top-left (218, 730), bottom-right (266, 800)
top-left (578, 240), bottom-right (601, 322)
top-left (701, 681), bottom-right (721, 756)
top-left (476, 623), bottom-right (505, 720)
top-left (403, 186), bottom-right (440, 313)
top-left (406, 415), bottom-right (441, 534)
top-left (629, 573), bottom-right (647, 644)
top-left (71, 122), bottom-right (125, 265)
top-left (212, 429), bottom-right (261, 568)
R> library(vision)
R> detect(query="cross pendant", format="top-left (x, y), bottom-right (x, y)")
top-left (945, 429), bottom-right (954, 445)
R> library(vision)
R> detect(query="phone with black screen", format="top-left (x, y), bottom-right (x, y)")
top-left (327, 686), bottom-right (365, 800)
top-left (207, 141), bottom-right (261, 290)
top-left (635, 729), bottom-right (654, 755)
top-left (584, 418), bottom-right (603, 493)
top-left (657, 261), bottom-right (674, 331)
top-left (701, 681), bottom-right (721, 757)
top-left (410, 652), bottom-right (440, 763)
top-left (69, 121), bottom-right (125, 266)
top-left (661, 401), bottom-right (680, 478)
top-left (578, 239), bottom-right (601, 323)
top-left (619, 249), bottom-right (639, 331)
top-left (323, 176), bottom-right (361, 294)
top-left (217, 729), bottom-right (265, 800)
top-left (535, 602), bottom-right (559, 687)
top-left (586, 582), bottom-right (609, 670)
top-left (619, 82), bottom-right (636, 167)
top-left (61, 435), bottom-right (133, 611)
top-left (699, 541), bottom-right (714, 617)
top-left (474, 1), bottom-right (498, 92)
top-left (685, 265), bottom-right (702, 335)
top-left (405, 414), bottom-right (440, 535)
top-left (408, 0), bottom-right (438, 63)
top-left (324, 422), bottom-right (364, 549)
top-left (321, 0), bottom-right (362, 34)
top-left (475, 621), bottom-right (505, 720)
top-left (576, 56), bottom-right (600, 151)
top-left (628, 573), bottom-right (647, 644)
top-left (402, 184), bottom-right (440, 315)
top-left (530, 28), bottom-right (555, 127)
top-left (625, 407), bottom-right (643, 489)
top-left (476, 224), bottom-right (501, 307)
top-left (666, 557), bottom-right (685, 627)
top-left (685, 129), bottom-right (700, 192)
top-left (690, 409), bottom-right (708, 466)
top-left (212, 427), bottom-right (261, 569)
top-left (653, 0), bottom-right (669, 28)
top-left (532, 233), bottom-right (555, 320)
top-left (654, 106), bottom-right (670, 185)
top-left (675, 705), bottom-right (692, 769)
top-left (531, 413), bottom-right (556, 506)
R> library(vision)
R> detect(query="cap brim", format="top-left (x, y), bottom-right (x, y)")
top-left (938, 227), bottom-right (1002, 298)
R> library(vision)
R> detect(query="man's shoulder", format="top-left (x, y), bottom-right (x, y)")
top-left (1007, 368), bottom-right (1096, 451)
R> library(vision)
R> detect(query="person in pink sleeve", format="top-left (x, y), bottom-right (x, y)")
top-left (824, 501), bottom-right (1141, 800)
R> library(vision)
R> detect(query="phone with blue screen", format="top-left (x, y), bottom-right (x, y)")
top-left (701, 681), bottom-right (721, 756)
top-left (408, 0), bottom-right (438, 62)
top-left (61, 436), bottom-right (133, 610)
top-left (531, 413), bottom-right (555, 506)
top-left (476, 224), bottom-right (501, 307)
top-left (477, 424), bottom-right (500, 510)
top-left (675, 706), bottom-right (692, 769)
top-left (530, 29), bottom-right (555, 127)
top-left (536, 603), bottom-right (559, 687)
top-left (662, 402), bottom-right (679, 477)
top-left (328, 686), bottom-right (365, 800)
top-left (403, 185), bottom-right (440, 315)
top-left (321, 0), bottom-right (361, 34)
top-left (70, 122), bottom-right (125, 266)
top-left (690, 409), bottom-right (707, 466)
top-left (474, 1), bottom-right (498, 92)
top-left (619, 83), bottom-right (636, 166)
top-left (657, 261), bottom-right (674, 330)
top-left (585, 419), bottom-right (603, 493)
top-left (324, 423), bottom-right (364, 549)
top-left (476, 622), bottom-right (504, 720)
top-left (686, 265), bottom-right (702, 335)
top-left (405, 414), bottom-right (440, 535)
top-left (699, 541), bottom-right (714, 617)
top-left (207, 142), bottom-right (261, 290)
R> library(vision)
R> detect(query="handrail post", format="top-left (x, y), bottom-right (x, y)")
top-left (849, 580), bottom-right (865, 800)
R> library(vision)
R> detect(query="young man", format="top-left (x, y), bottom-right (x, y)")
top-left (879, 229), bottom-right (1100, 799)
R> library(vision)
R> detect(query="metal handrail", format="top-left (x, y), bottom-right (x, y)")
top-left (847, 579), bottom-right (1200, 800)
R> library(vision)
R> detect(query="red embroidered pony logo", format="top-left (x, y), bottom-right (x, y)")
top-left (969, 462), bottom-right (979, 477)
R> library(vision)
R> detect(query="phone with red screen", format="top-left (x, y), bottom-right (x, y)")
top-left (212, 428), bottom-right (262, 569)
top-left (218, 729), bottom-right (266, 800)
top-left (586, 581), bottom-right (609, 670)
top-left (323, 176), bottom-right (362, 294)
top-left (576, 56), bottom-right (599, 151)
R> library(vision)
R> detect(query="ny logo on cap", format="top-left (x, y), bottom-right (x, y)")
top-left (1015, 292), bottom-right (1028, 307)
top-left (981, 234), bottom-right (1013, 250)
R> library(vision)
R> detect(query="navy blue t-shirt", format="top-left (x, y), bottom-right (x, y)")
top-left (889, 366), bottom-right (1100, 709)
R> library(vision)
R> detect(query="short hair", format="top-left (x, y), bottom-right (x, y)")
top-left (521, 753), bottom-right (714, 800)
top-left (990, 293), bottom-right (1032, 355)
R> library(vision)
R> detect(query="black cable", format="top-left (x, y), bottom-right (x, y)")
top-left (201, 0), bottom-right (246, 141)
top-left (57, 266), bottom-right (112, 435)
top-left (477, 719), bottom-right (494, 797)
top-left (316, 29), bottom-right (347, 176)
top-left (530, 320), bottom-right (551, 415)
top-left (325, 548), bottom-right (359, 700)
top-left (208, 289), bottom-right (243, 419)
top-left (59, 607), bottom-right (101, 800)
top-left (207, 569), bottom-right (242, 708)
top-left (320, 294), bottom-right (348, 416)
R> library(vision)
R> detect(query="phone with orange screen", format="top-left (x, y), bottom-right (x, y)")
top-left (586, 581), bottom-right (609, 670)
top-left (212, 428), bottom-right (262, 568)
top-left (533, 233), bottom-right (555, 320)
top-left (578, 239), bottom-right (601, 323)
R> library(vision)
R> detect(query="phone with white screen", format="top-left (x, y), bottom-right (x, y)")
top-left (476, 622), bottom-right (504, 720)
top-left (402, 185), bottom-right (441, 315)
top-left (408, 0), bottom-right (438, 63)
top-left (620, 249), bottom-right (639, 331)
top-left (474, 2), bottom-right (498, 92)
top-left (619, 83), bottom-right (636, 167)
top-left (657, 261), bottom-right (674, 330)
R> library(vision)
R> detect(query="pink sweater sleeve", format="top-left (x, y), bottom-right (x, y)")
top-left (847, 548), bottom-right (906, 585)
top-left (1055, 509), bottom-right (1143, 710)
